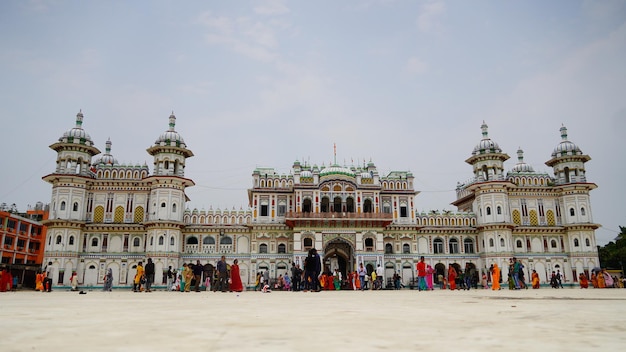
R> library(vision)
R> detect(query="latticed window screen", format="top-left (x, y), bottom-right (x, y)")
top-left (529, 210), bottom-right (538, 226)
top-left (512, 210), bottom-right (521, 225)
top-left (114, 206), bottom-right (124, 223)
top-left (134, 206), bottom-right (144, 223)
top-left (546, 210), bottom-right (555, 226)
top-left (93, 206), bottom-right (104, 223)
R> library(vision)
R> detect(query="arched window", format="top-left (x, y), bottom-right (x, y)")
top-left (170, 236), bottom-right (175, 246)
top-left (364, 238), bottom-right (374, 251)
top-left (91, 238), bottom-right (98, 247)
top-left (321, 197), bottom-right (330, 213)
top-left (486, 207), bottom-right (491, 215)
top-left (346, 197), bottom-right (355, 213)
top-left (302, 199), bottom-right (312, 213)
top-left (497, 206), bottom-right (502, 215)
top-left (69, 236), bottom-right (74, 245)
top-left (585, 238), bottom-right (590, 247)
top-left (158, 236), bottom-right (164, 245)
top-left (133, 237), bottom-right (140, 247)
top-left (570, 208), bottom-right (575, 216)
top-left (161, 202), bottom-right (166, 208)
top-left (573, 238), bottom-right (579, 247)
top-left (56, 235), bottom-right (62, 244)
top-left (449, 238), bottom-right (459, 254)
top-left (278, 243), bottom-right (286, 253)
top-left (385, 243), bottom-right (393, 254)
top-left (220, 236), bottom-right (232, 245)
top-left (73, 202), bottom-right (78, 211)
top-left (403, 243), bottom-right (410, 254)
top-left (500, 238), bottom-right (505, 247)
top-left (433, 238), bottom-right (444, 254)
top-left (172, 203), bottom-right (177, 213)
top-left (489, 238), bottom-right (494, 247)
top-left (516, 240), bottom-right (523, 248)
top-left (60, 201), bottom-right (66, 211)
top-left (303, 237), bottom-right (313, 249)
top-left (150, 237), bottom-right (154, 246)
top-left (259, 243), bottom-right (268, 253)
top-left (363, 199), bottom-right (373, 213)
top-left (333, 197), bottom-right (342, 213)
top-left (551, 239), bottom-right (557, 248)
top-left (580, 207), bottom-right (585, 216)
top-left (203, 236), bottom-right (215, 245)
top-left (464, 238), bottom-right (474, 253)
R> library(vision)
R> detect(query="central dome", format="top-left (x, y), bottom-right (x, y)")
top-left (472, 122), bottom-right (502, 155)
top-left (319, 165), bottom-right (355, 177)
top-left (154, 113), bottom-right (186, 147)
top-left (551, 125), bottom-right (581, 157)
top-left (59, 111), bottom-right (94, 146)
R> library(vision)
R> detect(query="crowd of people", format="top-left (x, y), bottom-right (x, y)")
top-left (4, 251), bottom-right (626, 292)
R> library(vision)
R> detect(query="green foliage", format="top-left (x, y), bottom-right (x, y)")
top-left (598, 226), bottom-right (626, 270)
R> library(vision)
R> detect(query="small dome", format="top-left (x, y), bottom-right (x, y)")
top-left (360, 172), bottom-right (372, 179)
top-left (154, 112), bottom-right (186, 147)
top-left (472, 122), bottom-right (502, 155)
top-left (510, 148), bottom-right (534, 173)
top-left (300, 170), bottom-right (312, 178)
top-left (551, 125), bottom-right (582, 157)
top-left (320, 165), bottom-right (355, 177)
top-left (59, 111), bottom-right (94, 146)
top-left (92, 138), bottom-right (118, 166)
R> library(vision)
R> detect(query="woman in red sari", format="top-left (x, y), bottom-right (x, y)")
top-left (531, 270), bottom-right (540, 289)
top-left (35, 271), bottom-right (44, 291)
top-left (448, 265), bottom-right (457, 290)
top-left (491, 264), bottom-right (501, 290)
top-left (591, 273), bottom-right (598, 288)
top-left (579, 273), bottom-right (589, 289)
top-left (229, 259), bottom-right (243, 292)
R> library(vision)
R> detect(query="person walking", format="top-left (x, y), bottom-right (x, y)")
top-left (183, 263), bottom-right (193, 292)
top-left (217, 256), bottom-right (229, 292)
top-left (376, 264), bottom-right (385, 290)
top-left (103, 268), bottom-right (113, 292)
top-left (167, 266), bottom-right (174, 291)
top-left (193, 260), bottom-right (203, 292)
top-left (416, 256), bottom-right (427, 291)
top-left (133, 262), bottom-right (144, 292)
top-left (144, 258), bottom-right (155, 292)
top-left (357, 263), bottom-right (367, 291)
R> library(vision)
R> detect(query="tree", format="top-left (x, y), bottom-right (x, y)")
top-left (598, 226), bottom-right (626, 273)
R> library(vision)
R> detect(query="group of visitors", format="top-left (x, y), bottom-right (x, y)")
top-left (587, 269), bottom-right (625, 288)
top-left (168, 256), bottom-right (244, 293)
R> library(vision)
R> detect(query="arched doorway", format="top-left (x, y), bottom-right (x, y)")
top-left (434, 263), bottom-right (446, 284)
top-left (323, 239), bottom-right (353, 283)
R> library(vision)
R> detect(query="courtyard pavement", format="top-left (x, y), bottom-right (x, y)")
top-left (1, 287), bottom-right (625, 352)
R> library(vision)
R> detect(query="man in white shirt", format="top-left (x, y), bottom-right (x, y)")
top-left (376, 264), bottom-right (385, 290)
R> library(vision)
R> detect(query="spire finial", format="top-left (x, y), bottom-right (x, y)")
top-left (517, 147), bottom-right (524, 162)
top-left (481, 121), bottom-right (488, 139)
top-left (106, 138), bottom-right (112, 154)
top-left (560, 124), bottom-right (568, 141)
top-left (169, 112), bottom-right (176, 132)
top-left (76, 110), bottom-right (84, 127)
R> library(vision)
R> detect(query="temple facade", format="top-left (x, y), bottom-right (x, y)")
top-left (42, 112), bottom-right (600, 289)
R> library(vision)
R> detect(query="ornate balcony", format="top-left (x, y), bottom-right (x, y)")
top-left (285, 211), bottom-right (393, 228)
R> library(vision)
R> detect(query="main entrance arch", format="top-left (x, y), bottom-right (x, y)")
top-left (323, 239), bottom-right (354, 282)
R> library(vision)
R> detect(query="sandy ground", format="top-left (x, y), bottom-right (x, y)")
top-left (1, 287), bottom-right (625, 352)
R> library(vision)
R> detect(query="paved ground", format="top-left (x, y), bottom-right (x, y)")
top-left (1, 287), bottom-right (625, 352)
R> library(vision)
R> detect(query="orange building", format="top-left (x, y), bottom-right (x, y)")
top-left (0, 203), bottom-right (48, 288)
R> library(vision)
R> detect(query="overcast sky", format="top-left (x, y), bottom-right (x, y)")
top-left (1, 1), bottom-right (624, 245)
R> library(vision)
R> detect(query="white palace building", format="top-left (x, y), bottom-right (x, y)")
top-left (42, 112), bottom-right (600, 289)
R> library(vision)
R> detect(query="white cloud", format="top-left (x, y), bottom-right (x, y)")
top-left (417, 0), bottom-right (445, 33)
top-left (254, 0), bottom-right (290, 15)
top-left (406, 57), bottom-right (428, 74)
